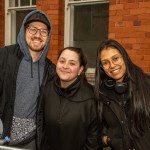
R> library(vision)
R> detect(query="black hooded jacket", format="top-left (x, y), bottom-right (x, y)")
top-left (0, 10), bottom-right (55, 149)
top-left (0, 44), bottom-right (55, 149)
top-left (42, 76), bottom-right (101, 150)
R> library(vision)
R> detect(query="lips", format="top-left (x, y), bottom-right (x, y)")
top-left (60, 70), bottom-right (70, 74)
top-left (110, 66), bottom-right (122, 75)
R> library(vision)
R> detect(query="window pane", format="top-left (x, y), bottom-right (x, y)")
top-left (9, 0), bottom-right (18, 7)
top-left (73, 3), bottom-right (109, 67)
top-left (20, 0), bottom-right (30, 6)
top-left (32, 0), bottom-right (36, 5)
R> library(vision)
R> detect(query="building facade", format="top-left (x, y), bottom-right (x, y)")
top-left (0, 0), bottom-right (150, 83)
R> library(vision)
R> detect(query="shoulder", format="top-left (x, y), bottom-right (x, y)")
top-left (45, 58), bottom-right (56, 70)
top-left (4, 44), bottom-right (20, 53)
top-left (0, 44), bottom-right (22, 58)
top-left (74, 80), bottom-right (95, 102)
top-left (81, 80), bottom-right (94, 95)
top-left (45, 58), bottom-right (56, 77)
top-left (0, 44), bottom-right (22, 63)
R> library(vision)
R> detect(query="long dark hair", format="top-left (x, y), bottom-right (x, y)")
top-left (57, 46), bottom-right (87, 80)
top-left (95, 39), bottom-right (150, 136)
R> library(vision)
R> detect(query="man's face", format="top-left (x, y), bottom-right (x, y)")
top-left (25, 21), bottom-right (48, 53)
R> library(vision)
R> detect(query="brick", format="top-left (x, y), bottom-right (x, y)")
top-left (47, 0), bottom-right (59, 5)
top-left (116, 9), bottom-right (130, 15)
top-left (123, 15), bottom-right (138, 21)
top-left (136, 26), bottom-right (150, 32)
top-left (133, 20), bottom-right (141, 26)
top-left (109, 15), bottom-right (123, 21)
top-left (110, 4), bottom-right (124, 10)
top-left (133, 44), bottom-right (141, 49)
top-left (124, 3), bottom-right (139, 9)
top-left (116, 32), bottom-right (145, 38)
top-left (109, 0), bottom-right (116, 5)
top-left (130, 55), bottom-right (144, 61)
top-left (141, 44), bottom-right (150, 49)
top-left (137, 38), bottom-right (150, 44)
top-left (49, 5), bottom-right (59, 10)
top-left (109, 33), bottom-right (116, 38)
top-left (122, 38), bottom-right (137, 44)
top-left (120, 0), bottom-right (129, 3)
top-left (124, 43), bottom-right (133, 49)
top-left (110, 0), bottom-right (117, 5)
top-left (126, 50), bottom-right (137, 55)
top-left (47, 10), bottom-right (59, 15)
top-left (139, 14), bottom-right (150, 20)
top-left (130, 8), bottom-right (149, 15)
top-left (144, 55), bottom-right (150, 61)
top-left (135, 60), bottom-right (150, 67)
top-left (145, 32), bottom-right (150, 37)
top-left (137, 50), bottom-right (150, 55)
top-left (109, 10), bottom-right (117, 16)
top-left (139, 2), bottom-right (150, 8)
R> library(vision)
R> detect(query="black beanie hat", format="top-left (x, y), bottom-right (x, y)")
top-left (25, 12), bottom-right (50, 30)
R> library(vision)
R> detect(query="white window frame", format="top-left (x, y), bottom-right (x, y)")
top-left (5, 0), bottom-right (36, 45)
top-left (64, 0), bottom-right (109, 76)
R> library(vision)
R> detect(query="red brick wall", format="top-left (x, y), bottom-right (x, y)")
top-left (109, 0), bottom-right (150, 74)
top-left (37, 0), bottom-right (64, 64)
top-left (0, 0), bottom-right (5, 47)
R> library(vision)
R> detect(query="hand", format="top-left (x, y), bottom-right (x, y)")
top-left (102, 135), bottom-right (108, 145)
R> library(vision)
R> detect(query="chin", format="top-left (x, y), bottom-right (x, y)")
top-left (114, 75), bottom-right (124, 82)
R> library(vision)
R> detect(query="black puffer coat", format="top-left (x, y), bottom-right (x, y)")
top-left (43, 76), bottom-right (101, 150)
top-left (100, 80), bottom-right (150, 150)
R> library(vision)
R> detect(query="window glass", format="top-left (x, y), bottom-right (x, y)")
top-left (32, 0), bottom-right (36, 5)
top-left (21, 0), bottom-right (30, 6)
top-left (9, 0), bottom-right (18, 7)
top-left (6, 0), bottom-right (36, 45)
top-left (72, 3), bottom-right (109, 67)
top-left (16, 10), bottom-right (32, 38)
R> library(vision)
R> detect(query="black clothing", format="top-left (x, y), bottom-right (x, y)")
top-left (43, 76), bottom-right (100, 150)
top-left (0, 44), bottom-right (55, 149)
top-left (100, 79), bottom-right (150, 150)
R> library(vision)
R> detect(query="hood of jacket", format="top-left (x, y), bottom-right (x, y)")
top-left (54, 76), bottom-right (95, 102)
top-left (17, 10), bottom-right (52, 63)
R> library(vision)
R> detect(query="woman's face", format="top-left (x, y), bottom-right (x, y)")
top-left (100, 47), bottom-right (126, 82)
top-left (56, 49), bottom-right (83, 88)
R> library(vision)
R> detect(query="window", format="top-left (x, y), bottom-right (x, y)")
top-left (65, 0), bottom-right (109, 84)
top-left (5, 0), bottom-right (36, 45)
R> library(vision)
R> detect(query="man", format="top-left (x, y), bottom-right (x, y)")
top-left (0, 10), bottom-right (55, 149)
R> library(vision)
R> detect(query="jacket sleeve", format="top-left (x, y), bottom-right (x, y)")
top-left (84, 100), bottom-right (102, 150)
top-left (0, 47), bottom-right (8, 118)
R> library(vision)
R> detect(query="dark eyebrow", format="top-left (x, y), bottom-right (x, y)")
top-left (101, 53), bottom-right (121, 62)
top-left (29, 25), bottom-right (48, 30)
top-left (59, 57), bottom-right (78, 63)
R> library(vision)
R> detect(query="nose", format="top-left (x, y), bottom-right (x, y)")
top-left (109, 61), bottom-right (116, 68)
top-left (35, 30), bottom-right (41, 37)
top-left (63, 62), bottom-right (69, 68)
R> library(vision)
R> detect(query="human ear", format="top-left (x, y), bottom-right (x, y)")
top-left (78, 66), bottom-right (84, 76)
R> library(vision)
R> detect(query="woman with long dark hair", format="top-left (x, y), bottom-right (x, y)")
top-left (95, 39), bottom-right (150, 150)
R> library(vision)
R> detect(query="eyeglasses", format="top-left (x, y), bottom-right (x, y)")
top-left (27, 26), bottom-right (48, 37)
top-left (101, 55), bottom-right (123, 70)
